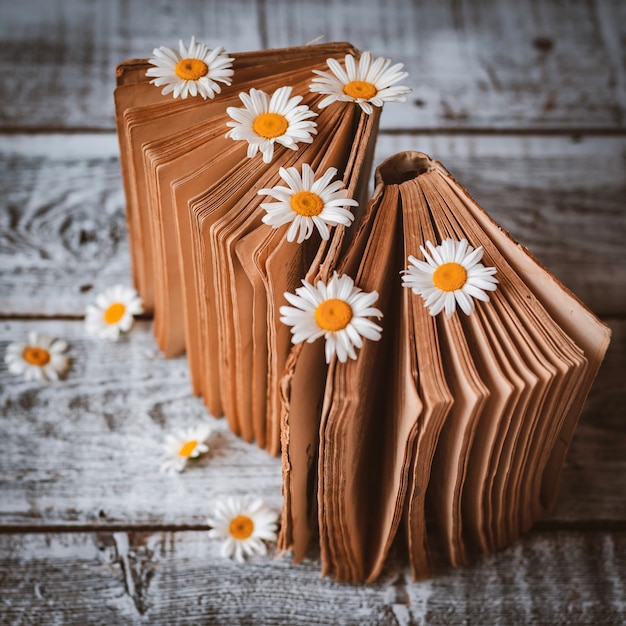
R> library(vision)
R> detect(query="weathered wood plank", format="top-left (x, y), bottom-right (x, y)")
top-left (554, 315), bottom-right (626, 524)
top-left (0, 134), bottom-right (130, 316)
top-left (0, 530), bottom-right (624, 625)
top-left (0, 319), bottom-right (282, 527)
top-left (0, 0), bottom-right (624, 131)
top-left (0, 0), bottom-right (263, 131)
top-left (1, 133), bottom-right (624, 316)
top-left (264, 0), bottom-right (626, 131)
top-left (375, 133), bottom-right (626, 316)
top-left (0, 318), bottom-right (624, 527)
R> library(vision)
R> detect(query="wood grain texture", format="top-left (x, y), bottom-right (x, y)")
top-left (374, 133), bottom-right (626, 316)
top-left (1, 133), bottom-right (623, 316)
top-left (0, 0), bottom-right (624, 131)
top-left (0, 0), bottom-right (263, 131)
top-left (0, 319), bottom-right (283, 527)
top-left (0, 1), bottom-right (623, 622)
top-left (0, 135), bottom-right (130, 316)
top-left (264, 0), bottom-right (626, 131)
top-left (0, 530), bottom-right (624, 625)
top-left (0, 318), bottom-right (623, 528)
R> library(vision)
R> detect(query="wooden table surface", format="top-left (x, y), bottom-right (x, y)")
top-left (0, 1), bottom-right (624, 624)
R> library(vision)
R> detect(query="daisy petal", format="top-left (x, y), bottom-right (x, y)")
top-left (5, 332), bottom-right (70, 382)
top-left (207, 496), bottom-right (278, 562)
top-left (258, 164), bottom-right (358, 244)
top-left (226, 86), bottom-right (317, 164)
top-left (159, 424), bottom-right (212, 474)
top-left (402, 238), bottom-right (498, 317)
top-left (147, 37), bottom-right (234, 100)
top-left (85, 285), bottom-right (143, 341)
top-left (281, 272), bottom-right (383, 363)
top-left (309, 51), bottom-right (412, 114)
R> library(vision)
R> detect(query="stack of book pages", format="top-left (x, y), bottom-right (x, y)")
top-left (279, 151), bottom-right (611, 581)
top-left (115, 42), bottom-right (379, 455)
top-left (115, 43), bottom-right (610, 582)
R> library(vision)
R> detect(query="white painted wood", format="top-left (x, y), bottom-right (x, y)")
top-left (0, 531), bottom-right (624, 624)
top-left (0, 0), bottom-right (624, 130)
top-left (0, 320), bottom-right (282, 526)
top-left (374, 133), bottom-right (626, 316)
top-left (1, 133), bottom-right (624, 316)
top-left (0, 1), bottom-right (624, 617)
top-left (0, 135), bottom-right (130, 316)
top-left (0, 318), bottom-right (623, 527)
top-left (0, 0), bottom-right (263, 130)
top-left (264, 0), bottom-right (626, 130)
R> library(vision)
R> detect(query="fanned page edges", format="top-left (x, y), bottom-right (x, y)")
top-left (115, 43), bottom-right (330, 323)
top-left (115, 42), bottom-right (363, 328)
top-left (114, 41), bottom-right (381, 456)
top-left (279, 151), bottom-right (610, 582)
top-left (115, 43), bottom-right (610, 581)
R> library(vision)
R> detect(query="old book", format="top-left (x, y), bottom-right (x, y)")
top-left (114, 41), bottom-right (609, 582)
top-left (278, 151), bottom-right (611, 582)
top-left (114, 42), bottom-right (380, 454)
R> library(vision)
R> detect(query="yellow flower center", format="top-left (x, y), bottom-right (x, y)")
top-left (178, 439), bottom-right (198, 458)
top-left (432, 262), bottom-right (468, 292)
top-left (229, 515), bottom-right (255, 540)
top-left (252, 113), bottom-right (289, 139)
top-left (315, 298), bottom-right (353, 332)
top-left (343, 80), bottom-right (378, 100)
top-left (175, 58), bottom-right (209, 81)
top-left (22, 346), bottom-right (51, 366)
top-left (103, 303), bottom-right (126, 325)
top-left (290, 191), bottom-right (324, 217)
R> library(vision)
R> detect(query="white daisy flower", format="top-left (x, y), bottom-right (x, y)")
top-left (402, 238), bottom-right (499, 318)
top-left (309, 51), bottom-right (412, 114)
top-left (159, 423), bottom-right (212, 474)
top-left (280, 272), bottom-right (383, 364)
top-left (258, 163), bottom-right (358, 243)
top-left (207, 496), bottom-right (278, 563)
top-left (225, 86), bottom-right (318, 164)
top-left (146, 36), bottom-right (234, 100)
top-left (4, 332), bottom-right (70, 382)
top-left (85, 285), bottom-right (143, 341)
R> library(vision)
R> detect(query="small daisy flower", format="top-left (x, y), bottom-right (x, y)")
top-left (159, 423), bottom-right (212, 474)
top-left (309, 51), bottom-right (412, 114)
top-left (207, 496), bottom-right (278, 563)
top-left (258, 163), bottom-right (358, 243)
top-left (225, 86), bottom-right (318, 164)
top-left (85, 285), bottom-right (143, 341)
top-left (402, 238), bottom-right (499, 318)
top-left (146, 36), bottom-right (234, 100)
top-left (4, 332), bottom-right (70, 382)
top-left (280, 272), bottom-right (383, 364)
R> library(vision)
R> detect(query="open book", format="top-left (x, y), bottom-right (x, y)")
top-left (278, 151), bottom-right (610, 582)
top-left (114, 42), bottom-right (379, 455)
top-left (115, 44), bottom-right (610, 582)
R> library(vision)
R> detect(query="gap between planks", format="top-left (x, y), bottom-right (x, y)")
top-left (2, 519), bottom-right (626, 535)
top-left (1, 127), bottom-right (625, 136)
